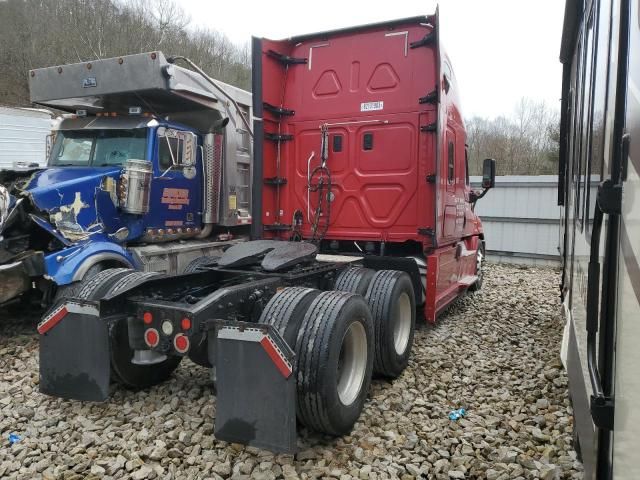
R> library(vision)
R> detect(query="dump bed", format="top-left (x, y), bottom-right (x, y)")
top-left (253, 14), bottom-right (466, 247)
top-left (28, 51), bottom-right (251, 127)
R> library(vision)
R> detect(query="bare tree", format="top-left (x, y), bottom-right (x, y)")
top-left (466, 98), bottom-right (560, 176)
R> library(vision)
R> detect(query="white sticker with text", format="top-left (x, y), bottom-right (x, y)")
top-left (360, 101), bottom-right (384, 112)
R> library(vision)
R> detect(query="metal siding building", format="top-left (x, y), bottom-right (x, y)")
top-left (0, 107), bottom-right (53, 170)
top-left (470, 175), bottom-right (561, 265)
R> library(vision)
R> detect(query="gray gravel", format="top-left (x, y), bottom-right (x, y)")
top-left (0, 263), bottom-right (583, 479)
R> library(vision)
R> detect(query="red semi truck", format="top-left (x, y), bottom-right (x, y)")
top-left (37, 13), bottom-right (495, 452)
top-left (254, 12), bottom-right (495, 322)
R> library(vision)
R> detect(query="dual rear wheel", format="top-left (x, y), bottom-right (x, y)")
top-left (260, 267), bottom-right (416, 436)
top-left (260, 288), bottom-right (374, 435)
top-left (334, 267), bottom-right (416, 378)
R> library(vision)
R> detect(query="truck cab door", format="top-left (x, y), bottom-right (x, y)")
top-left (146, 128), bottom-right (202, 236)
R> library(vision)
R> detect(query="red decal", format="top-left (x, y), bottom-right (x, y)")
top-left (161, 188), bottom-right (190, 205)
top-left (260, 336), bottom-right (292, 378)
top-left (38, 305), bottom-right (68, 334)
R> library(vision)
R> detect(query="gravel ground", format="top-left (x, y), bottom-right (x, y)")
top-left (0, 263), bottom-right (583, 480)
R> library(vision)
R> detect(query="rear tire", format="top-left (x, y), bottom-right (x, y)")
top-left (182, 256), bottom-right (219, 274)
top-left (103, 271), bottom-right (182, 389)
top-left (295, 291), bottom-right (374, 436)
top-left (75, 268), bottom-right (133, 300)
top-left (334, 267), bottom-right (376, 296)
top-left (60, 268), bottom-right (181, 390)
top-left (365, 270), bottom-right (416, 378)
top-left (52, 264), bottom-right (105, 303)
top-left (469, 241), bottom-right (485, 292)
top-left (259, 287), bottom-right (321, 345)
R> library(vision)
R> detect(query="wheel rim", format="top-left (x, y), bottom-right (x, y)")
top-left (337, 320), bottom-right (368, 406)
top-left (394, 292), bottom-right (412, 355)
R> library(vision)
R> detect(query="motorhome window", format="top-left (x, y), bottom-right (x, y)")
top-left (159, 135), bottom-right (184, 170)
top-left (585, 1), bottom-right (610, 233)
top-left (49, 129), bottom-right (147, 166)
top-left (448, 141), bottom-right (455, 183)
top-left (578, 13), bottom-right (595, 231)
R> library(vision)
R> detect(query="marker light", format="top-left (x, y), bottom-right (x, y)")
top-left (143, 312), bottom-right (153, 324)
top-left (181, 318), bottom-right (191, 330)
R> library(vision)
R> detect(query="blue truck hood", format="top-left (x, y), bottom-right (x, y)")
top-left (23, 167), bottom-right (125, 242)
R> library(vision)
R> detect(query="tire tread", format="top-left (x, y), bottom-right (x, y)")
top-left (365, 270), bottom-right (416, 378)
top-left (77, 268), bottom-right (133, 300)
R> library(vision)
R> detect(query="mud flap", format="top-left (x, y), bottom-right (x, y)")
top-left (214, 322), bottom-right (296, 453)
top-left (38, 300), bottom-right (111, 401)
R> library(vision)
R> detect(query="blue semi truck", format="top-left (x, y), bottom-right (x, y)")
top-left (0, 52), bottom-right (252, 306)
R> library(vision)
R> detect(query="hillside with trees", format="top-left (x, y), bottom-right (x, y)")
top-left (0, 0), bottom-right (251, 106)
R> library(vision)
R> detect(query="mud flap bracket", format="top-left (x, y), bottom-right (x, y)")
top-left (214, 321), bottom-right (296, 453)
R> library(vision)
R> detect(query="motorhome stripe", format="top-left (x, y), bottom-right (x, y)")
top-left (621, 223), bottom-right (640, 305)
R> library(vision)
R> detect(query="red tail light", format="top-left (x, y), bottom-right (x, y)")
top-left (144, 328), bottom-right (160, 348)
top-left (174, 334), bottom-right (189, 353)
top-left (143, 312), bottom-right (153, 324)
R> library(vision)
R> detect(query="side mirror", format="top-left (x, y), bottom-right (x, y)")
top-left (181, 132), bottom-right (197, 167)
top-left (482, 158), bottom-right (496, 189)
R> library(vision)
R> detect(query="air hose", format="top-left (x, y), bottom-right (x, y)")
top-left (308, 124), bottom-right (332, 244)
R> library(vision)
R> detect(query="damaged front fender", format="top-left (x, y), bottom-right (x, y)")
top-left (44, 237), bottom-right (134, 285)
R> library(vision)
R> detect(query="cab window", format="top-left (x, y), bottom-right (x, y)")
top-left (448, 141), bottom-right (455, 183)
top-left (159, 135), bottom-right (183, 170)
top-left (157, 129), bottom-right (196, 171)
top-left (464, 147), bottom-right (470, 185)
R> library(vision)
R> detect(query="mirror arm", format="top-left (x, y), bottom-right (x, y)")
top-left (470, 187), bottom-right (490, 209)
top-left (474, 187), bottom-right (490, 201)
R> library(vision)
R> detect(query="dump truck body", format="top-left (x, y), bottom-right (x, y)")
top-left (0, 52), bottom-right (252, 305)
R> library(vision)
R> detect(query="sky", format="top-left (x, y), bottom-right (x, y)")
top-left (178, 0), bottom-right (565, 119)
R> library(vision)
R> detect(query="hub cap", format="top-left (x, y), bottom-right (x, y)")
top-left (394, 292), bottom-right (412, 355)
top-left (337, 320), bottom-right (368, 406)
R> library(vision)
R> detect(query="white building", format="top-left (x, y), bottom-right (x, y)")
top-left (0, 106), bottom-right (54, 170)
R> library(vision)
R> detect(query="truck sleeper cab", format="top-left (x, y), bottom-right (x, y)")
top-left (253, 11), bottom-right (495, 322)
